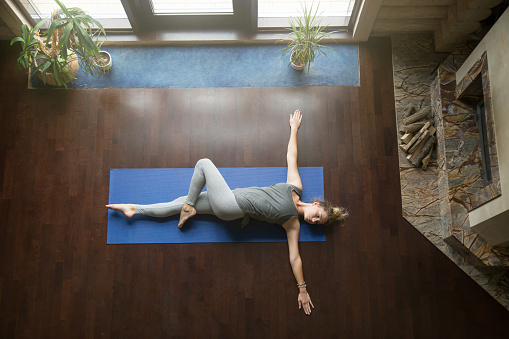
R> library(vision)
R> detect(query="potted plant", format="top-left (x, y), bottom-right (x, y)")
top-left (10, 0), bottom-right (107, 87)
top-left (279, 2), bottom-right (336, 72)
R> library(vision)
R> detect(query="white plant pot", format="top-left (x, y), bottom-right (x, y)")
top-left (291, 62), bottom-right (306, 71)
top-left (290, 50), bottom-right (306, 71)
top-left (95, 51), bottom-right (112, 72)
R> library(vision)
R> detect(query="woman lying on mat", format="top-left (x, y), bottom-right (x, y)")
top-left (106, 109), bottom-right (348, 315)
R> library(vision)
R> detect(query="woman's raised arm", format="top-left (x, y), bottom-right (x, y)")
top-left (286, 110), bottom-right (303, 190)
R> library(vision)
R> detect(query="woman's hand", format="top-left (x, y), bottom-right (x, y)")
top-left (289, 109), bottom-right (302, 130)
top-left (298, 290), bottom-right (315, 315)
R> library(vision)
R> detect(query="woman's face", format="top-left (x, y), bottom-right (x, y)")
top-left (304, 203), bottom-right (328, 225)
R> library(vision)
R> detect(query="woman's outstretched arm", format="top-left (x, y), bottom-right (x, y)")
top-left (286, 110), bottom-right (303, 190)
top-left (284, 218), bottom-right (314, 315)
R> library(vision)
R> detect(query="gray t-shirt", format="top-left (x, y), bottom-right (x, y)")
top-left (232, 183), bottom-right (302, 228)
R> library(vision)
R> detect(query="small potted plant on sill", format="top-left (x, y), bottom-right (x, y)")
top-left (279, 2), bottom-right (336, 72)
top-left (10, 0), bottom-right (108, 87)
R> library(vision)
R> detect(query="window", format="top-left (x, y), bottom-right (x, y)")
top-left (16, 0), bottom-right (131, 29)
top-left (151, 0), bottom-right (234, 15)
top-left (121, 0), bottom-right (253, 32)
top-left (14, 0), bottom-right (361, 34)
top-left (258, 0), bottom-right (359, 30)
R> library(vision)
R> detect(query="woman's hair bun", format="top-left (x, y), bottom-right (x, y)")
top-left (331, 207), bottom-right (349, 227)
top-left (313, 199), bottom-right (349, 226)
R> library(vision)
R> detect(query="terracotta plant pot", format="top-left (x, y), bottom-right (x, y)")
top-left (34, 52), bottom-right (79, 86)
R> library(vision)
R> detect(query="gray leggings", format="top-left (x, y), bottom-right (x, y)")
top-left (136, 159), bottom-right (244, 221)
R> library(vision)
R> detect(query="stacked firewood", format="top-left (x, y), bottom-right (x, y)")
top-left (398, 104), bottom-right (436, 170)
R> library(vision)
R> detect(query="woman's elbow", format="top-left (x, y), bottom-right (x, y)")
top-left (290, 255), bottom-right (302, 265)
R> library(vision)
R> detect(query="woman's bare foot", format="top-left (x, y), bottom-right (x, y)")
top-left (178, 203), bottom-right (196, 228)
top-left (106, 204), bottom-right (136, 218)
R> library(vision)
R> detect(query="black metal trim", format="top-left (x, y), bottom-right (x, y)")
top-left (476, 98), bottom-right (492, 186)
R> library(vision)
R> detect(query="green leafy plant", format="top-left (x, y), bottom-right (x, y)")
top-left (10, 0), bottom-right (107, 87)
top-left (279, 2), bottom-right (336, 72)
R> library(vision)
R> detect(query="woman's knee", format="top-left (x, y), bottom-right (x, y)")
top-left (196, 158), bottom-right (213, 168)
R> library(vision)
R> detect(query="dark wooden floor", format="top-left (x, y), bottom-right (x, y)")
top-left (1, 38), bottom-right (508, 338)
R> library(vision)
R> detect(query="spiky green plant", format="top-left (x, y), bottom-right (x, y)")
top-left (279, 2), bottom-right (336, 73)
top-left (11, 0), bottom-right (106, 87)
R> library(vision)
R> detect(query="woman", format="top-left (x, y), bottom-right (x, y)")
top-left (107, 109), bottom-right (348, 315)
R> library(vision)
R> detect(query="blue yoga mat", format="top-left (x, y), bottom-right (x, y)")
top-left (107, 167), bottom-right (326, 244)
top-left (31, 44), bottom-right (359, 89)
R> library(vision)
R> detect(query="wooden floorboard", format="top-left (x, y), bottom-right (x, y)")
top-left (0, 38), bottom-right (508, 338)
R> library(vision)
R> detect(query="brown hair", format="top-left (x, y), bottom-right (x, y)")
top-left (313, 199), bottom-right (349, 226)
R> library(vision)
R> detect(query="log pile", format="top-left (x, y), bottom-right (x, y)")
top-left (398, 104), bottom-right (436, 170)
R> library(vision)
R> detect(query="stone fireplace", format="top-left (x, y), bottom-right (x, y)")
top-left (433, 51), bottom-right (506, 266)
top-left (392, 28), bottom-right (509, 309)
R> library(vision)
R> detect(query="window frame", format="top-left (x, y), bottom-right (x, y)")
top-left (257, 0), bottom-right (362, 33)
top-left (122, 0), bottom-right (257, 34)
top-left (11, 0), bottom-right (366, 38)
top-left (11, 0), bottom-right (133, 30)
